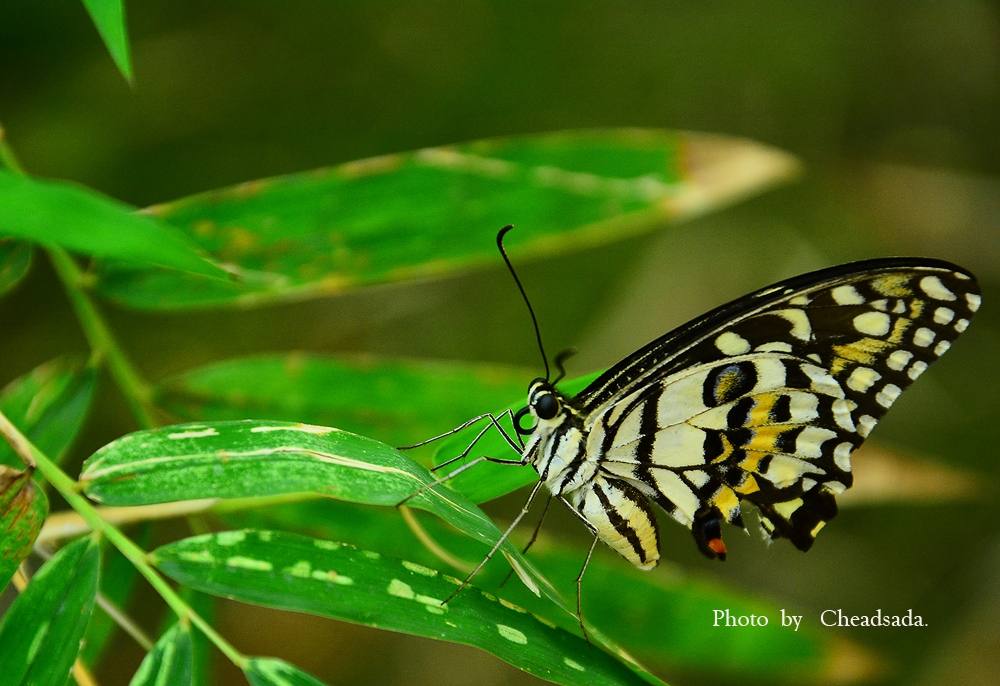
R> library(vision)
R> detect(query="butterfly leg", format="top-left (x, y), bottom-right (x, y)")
top-left (575, 534), bottom-right (600, 644)
top-left (431, 409), bottom-right (524, 472)
top-left (400, 409), bottom-right (523, 472)
top-left (499, 492), bottom-right (554, 588)
top-left (443, 479), bottom-right (545, 604)
top-left (395, 453), bottom-right (526, 507)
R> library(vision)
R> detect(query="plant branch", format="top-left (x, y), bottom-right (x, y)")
top-left (0, 128), bottom-right (157, 429)
top-left (48, 248), bottom-right (158, 429)
top-left (0, 410), bottom-right (247, 670)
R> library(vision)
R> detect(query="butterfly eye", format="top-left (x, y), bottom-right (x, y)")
top-left (533, 393), bottom-right (559, 420)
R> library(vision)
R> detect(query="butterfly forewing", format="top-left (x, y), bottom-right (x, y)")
top-left (576, 259), bottom-right (980, 553)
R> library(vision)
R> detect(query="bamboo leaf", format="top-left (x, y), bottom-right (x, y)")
top-left (78, 420), bottom-right (553, 598)
top-left (79, 420), bottom-right (666, 684)
top-left (223, 498), bottom-right (861, 681)
top-left (129, 623), bottom-right (193, 686)
top-left (81, 527), bottom-right (149, 667)
top-left (0, 238), bottom-right (32, 297)
top-left (80, 0), bottom-right (133, 84)
top-left (0, 358), bottom-right (97, 470)
top-left (93, 129), bottom-right (798, 309)
top-left (0, 169), bottom-right (226, 278)
top-left (0, 466), bottom-right (48, 591)
top-left (154, 530), bottom-right (650, 686)
top-left (0, 537), bottom-right (100, 685)
top-left (245, 658), bottom-right (327, 686)
top-left (156, 353), bottom-right (527, 447)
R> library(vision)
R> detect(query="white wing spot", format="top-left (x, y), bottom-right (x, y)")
top-left (919, 275), bottom-right (956, 301)
top-left (908, 360), bottom-right (928, 380)
top-left (913, 327), bottom-right (936, 347)
top-left (933, 307), bottom-right (955, 325)
top-left (966, 293), bottom-right (981, 312)
top-left (834, 442), bottom-right (853, 472)
top-left (846, 367), bottom-right (881, 393)
top-left (934, 340), bottom-right (951, 356)
top-left (715, 331), bottom-right (751, 355)
top-left (774, 308), bottom-right (812, 341)
top-left (803, 365), bottom-right (845, 398)
top-left (955, 318), bottom-right (969, 333)
top-left (796, 426), bottom-right (838, 459)
top-left (831, 399), bottom-right (856, 431)
top-left (853, 311), bottom-right (891, 336)
top-left (887, 350), bottom-right (913, 371)
top-left (857, 415), bottom-right (877, 438)
top-left (497, 625), bottom-right (528, 644)
top-left (831, 285), bottom-right (865, 305)
top-left (755, 341), bottom-right (793, 353)
top-left (875, 383), bottom-right (902, 408)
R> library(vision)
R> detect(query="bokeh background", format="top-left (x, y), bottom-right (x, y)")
top-left (1, 2), bottom-right (998, 685)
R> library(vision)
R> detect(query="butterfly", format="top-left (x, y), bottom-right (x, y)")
top-left (404, 226), bottom-right (980, 628)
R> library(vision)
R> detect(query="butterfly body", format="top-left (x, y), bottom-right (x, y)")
top-left (514, 258), bottom-right (981, 571)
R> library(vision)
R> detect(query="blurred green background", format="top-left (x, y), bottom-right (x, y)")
top-left (1, 2), bottom-right (997, 685)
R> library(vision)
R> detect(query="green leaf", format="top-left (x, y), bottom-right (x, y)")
top-left (154, 530), bottom-right (650, 686)
top-left (434, 371), bottom-right (601, 502)
top-left (0, 238), bottom-right (32, 296)
top-left (0, 466), bottom-right (48, 591)
top-left (245, 658), bottom-right (327, 686)
top-left (0, 537), bottom-right (100, 685)
top-left (0, 169), bottom-right (226, 278)
top-left (79, 420), bottom-right (667, 684)
top-left (78, 420), bottom-right (551, 595)
top-left (80, 0), bottom-right (133, 84)
top-left (224, 498), bottom-right (847, 680)
top-left (157, 353), bottom-right (527, 448)
top-left (81, 526), bottom-right (149, 667)
top-left (0, 357), bottom-right (97, 469)
top-left (129, 623), bottom-right (193, 686)
top-left (94, 129), bottom-right (798, 309)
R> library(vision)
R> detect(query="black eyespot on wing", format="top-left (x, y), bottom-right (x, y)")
top-left (702, 361), bottom-right (757, 407)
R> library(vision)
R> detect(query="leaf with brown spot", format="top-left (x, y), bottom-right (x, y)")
top-left (93, 129), bottom-right (798, 310)
top-left (0, 465), bottom-right (48, 591)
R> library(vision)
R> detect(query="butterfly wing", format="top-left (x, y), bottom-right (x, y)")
top-left (577, 258), bottom-right (980, 553)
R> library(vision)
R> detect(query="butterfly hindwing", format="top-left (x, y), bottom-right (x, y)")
top-left (579, 259), bottom-right (980, 552)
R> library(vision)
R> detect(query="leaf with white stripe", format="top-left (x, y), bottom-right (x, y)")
top-left (78, 420), bottom-right (559, 607)
top-left (129, 623), bottom-right (193, 686)
top-left (0, 537), bottom-right (100, 685)
top-left (154, 530), bottom-right (653, 686)
top-left (245, 659), bottom-right (327, 686)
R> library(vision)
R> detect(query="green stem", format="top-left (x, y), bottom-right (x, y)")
top-left (47, 247), bottom-right (157, 428)
top-left (0, 409), bottom-right (248, 670)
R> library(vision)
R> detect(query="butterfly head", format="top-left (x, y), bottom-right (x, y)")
top-left (514, 378), bottom-right (566, 435)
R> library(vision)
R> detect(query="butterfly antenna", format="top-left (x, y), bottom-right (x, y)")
top-left (552, 348), bottom-right (577, 384)
top-left (497, 225), bottom-right (551, 381)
